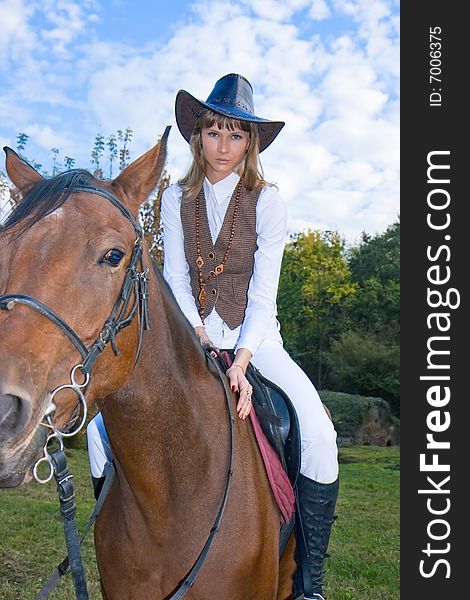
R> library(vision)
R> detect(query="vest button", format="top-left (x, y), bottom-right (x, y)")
top-left (208, 252), bottom-right (215, 259)
top-left (211, 288), bottom-right (217, 295)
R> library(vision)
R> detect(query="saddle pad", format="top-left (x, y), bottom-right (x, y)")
top-left (249, 407), bottom-right (295, 524)
top-left (220, 351), bottom-right (295, 524)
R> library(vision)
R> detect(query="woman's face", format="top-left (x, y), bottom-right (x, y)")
top-left (201, 125), bottom-right (250, 184)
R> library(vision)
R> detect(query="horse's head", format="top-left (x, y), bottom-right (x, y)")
top-left (0, 128), bottom-right (169, 487)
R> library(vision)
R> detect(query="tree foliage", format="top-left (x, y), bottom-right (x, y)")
top-left (140, 172), bottom-right (170, 267)
top-left (277, 229), bottom-right (356, 388)
top-left (325, 330), bottom-right (400, 415)
top-left (344, 221), bottom-right (400, 343)
top-left (348, 221), bottom-right (400, 284)
top-left (277, 222), bottom-right (400, 415)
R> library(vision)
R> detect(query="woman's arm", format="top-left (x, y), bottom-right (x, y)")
top-left (162, 186), bottom-right (218, 351)
top-left (226, 348), bottom-right (253, 420)
top-left (234, 186), bottom-right (288, 356)
top-left (226, 187), bottom-right (288, 420)
top-left (161, 185), bottom-right (204, 328)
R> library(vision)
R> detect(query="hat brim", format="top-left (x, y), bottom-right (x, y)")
top-left (175, 89), bottom-right (284, 153)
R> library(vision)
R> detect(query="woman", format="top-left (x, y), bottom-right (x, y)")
top-left (163, 73), bottom-right (339, 600)
top-left (87, 73), bottom-right (339, 600)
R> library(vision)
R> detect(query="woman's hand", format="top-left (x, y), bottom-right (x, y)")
top-left (226, 348), bottom-right (253, 420)
top-left (194, 326), bottom-right (218, 358)
top-left (226, 365), bottom-right (253, 420)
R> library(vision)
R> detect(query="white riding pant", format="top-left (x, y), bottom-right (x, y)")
top-left (87, 341), bottom-right (338, 484)
top-left (250, 343), bottom-right (338, 483)
top-left (87, 411), bottom-right (112, 479)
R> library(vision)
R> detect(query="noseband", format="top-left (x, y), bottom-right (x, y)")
top-left (0, 184), bottom-right (150, 482)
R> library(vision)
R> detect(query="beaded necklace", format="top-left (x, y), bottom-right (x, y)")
top-left (195, 179), bottom-right (242, 318)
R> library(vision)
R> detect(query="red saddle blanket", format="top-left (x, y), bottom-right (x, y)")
top-left (249, 406), bottom-right (295, 523)
top-left (221, 352), bottom-right (295, 524)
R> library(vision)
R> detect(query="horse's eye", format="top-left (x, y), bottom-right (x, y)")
top-left (101, 249), bottom-right (124, 267)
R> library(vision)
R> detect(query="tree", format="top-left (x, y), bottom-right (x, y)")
top-left (15, 133), bottom-right (42, 172)
top-left (51, 147), bottom-right (60, 175)
top-left (91, 133), bottom-right (105, 178)
top-left (345, 277), bottom-right (399, 341)
top-left (325, 330), bottom-right (400, 416)
top-left (140, 172), bottom-right (171, 267)
top-left (64, 156), bottom-right (76, 169)
top-left (277, 229), bottom-right (357, 388)
top-left (16, 132), bottom-right (29, 152)
top-left (348, 220), bottom-right (400, 285)
top-left (0, 172), bottom-right (13, 223)
top-left (324, 221), bottom-right (401, 414)
top-left (107, 134), bottom-right (118, 179)
top-left (117, 128), bottom-right (133, 171)
top-left (346, 221), bottom-right (400, 343)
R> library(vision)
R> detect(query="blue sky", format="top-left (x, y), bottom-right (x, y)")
top-left (0, 0), bottom-right (399, 243)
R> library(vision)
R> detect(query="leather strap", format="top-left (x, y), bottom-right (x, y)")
top-left (0, 295), bottom-right (88, 358)
top-left (72, 185), bottom-right (143, 237)
top-left (34, 462), bottom-right (116, 600)
top-left (50, 449), bottom-right (89, 599)
top-left (165, 349), bottom-right (235, 599)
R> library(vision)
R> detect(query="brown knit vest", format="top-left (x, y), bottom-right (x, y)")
top-left (180, 182), bottom-right (262, 329)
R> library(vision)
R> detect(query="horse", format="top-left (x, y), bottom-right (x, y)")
top-left (0, 130), bottom-right (296, 599)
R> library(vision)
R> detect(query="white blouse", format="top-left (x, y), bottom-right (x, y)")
top-left (161, 172), bottom-right (288, 356)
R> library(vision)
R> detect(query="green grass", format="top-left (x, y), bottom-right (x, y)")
top-left (0, 443), bottom-right (399, 599)
top-left (325, 446), bottom-right (400, 599)
top-left (0, 443), bottom-right (101, 600)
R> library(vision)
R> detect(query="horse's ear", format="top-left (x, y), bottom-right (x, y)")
top-left (3, 147), bottom-right (44, 194)
top-left (112, 126), bottom-right (171, 215)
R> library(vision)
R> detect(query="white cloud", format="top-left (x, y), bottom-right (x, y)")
top-left (309, 0), bottom-right (331, 19)
top-left (0, 0), bottom-right (37, 63)
top-left (0, 0), bottom-right (399, 242)
top-left (315, 117), bottom-right (399, 168)
top-left (40, 1), bottom-right (88, 54)
top-left (240, 0), bottom-right (311, 22)
top-left (21, 123), bottom-right (72, 151)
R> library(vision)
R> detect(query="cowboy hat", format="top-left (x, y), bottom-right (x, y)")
top-left (175, 73), bottom-right (285, 152)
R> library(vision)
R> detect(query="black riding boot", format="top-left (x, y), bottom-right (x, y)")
top-left (92, 475), bottom-right (105, 501)
top-left (293, 474), bottom-right (339, 600)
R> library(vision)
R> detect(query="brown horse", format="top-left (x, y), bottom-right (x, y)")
top-left (0, 131), bottom-right (296, 599)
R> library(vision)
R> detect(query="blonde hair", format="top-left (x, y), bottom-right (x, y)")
top-left (178, 109), bottom-right (269, 202)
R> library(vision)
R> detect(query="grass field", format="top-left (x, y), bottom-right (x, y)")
top-left (0, 443), bottom-right (399, 599)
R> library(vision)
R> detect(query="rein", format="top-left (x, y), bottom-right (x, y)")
top-left (165, 350), bottom-right (234, 600)
top-left (0, 184), bottom-right (235, 599)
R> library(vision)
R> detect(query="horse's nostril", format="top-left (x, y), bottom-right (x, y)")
top-left (0, 394), bottom-right (31, 433)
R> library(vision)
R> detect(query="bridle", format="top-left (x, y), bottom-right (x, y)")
top-left (0, 184), bottom-right (150, 482)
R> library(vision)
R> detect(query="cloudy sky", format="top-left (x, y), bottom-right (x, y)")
top-left (0, 0), bottom-right (399, 243)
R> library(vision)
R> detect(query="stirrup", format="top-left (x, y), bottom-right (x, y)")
top-left (294, 595), bottom-right (326, 600)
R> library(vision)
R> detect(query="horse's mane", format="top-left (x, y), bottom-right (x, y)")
top-left (149, 257), bottom-right (209, 359)
top-left (3, 169), bottom-right (97, 236)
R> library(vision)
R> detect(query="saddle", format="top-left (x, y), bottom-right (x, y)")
top-left (218, 350), bottom-right (301, 534)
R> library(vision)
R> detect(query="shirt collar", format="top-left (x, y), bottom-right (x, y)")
top-left (204, 172), bottom-right (240, 205)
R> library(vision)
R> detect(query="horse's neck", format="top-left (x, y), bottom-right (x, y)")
top-left (142, 268), bottom-right (210, 394)
top-left (103, 268), bottom-right (227, 516)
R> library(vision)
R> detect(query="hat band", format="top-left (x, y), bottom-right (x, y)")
top-left (210, 97), bottom-right (253, 113)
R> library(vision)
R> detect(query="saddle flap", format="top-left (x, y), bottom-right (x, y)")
top-left (248, 365), bottom-right (302, 487)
